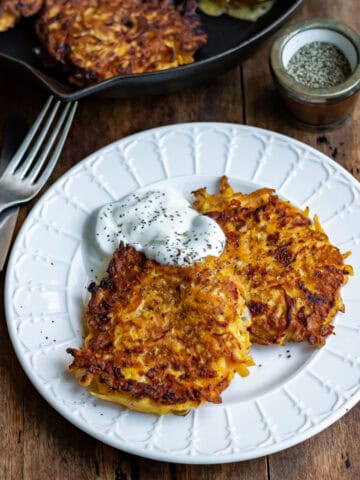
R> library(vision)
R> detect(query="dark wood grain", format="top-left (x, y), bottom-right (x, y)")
top-left (0, 275), bottom-right (23, 480)
top-left (0, 0), bottom-right (359, 478)
top-left (267, 404), bottom-right (360, 480)
top-left (175, 461), bottom-right (268, 480)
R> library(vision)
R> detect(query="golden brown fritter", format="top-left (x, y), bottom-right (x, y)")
top-left (67, 244), bottom-right (253, 415)
top-left (0, 0), bottom-right (42, 31)
top-left (199, 0), bottom-right (274, 21)
top-left (36, 0), bottom-right (207, 85)
top-left (193, 177), bottom-right (352, 347)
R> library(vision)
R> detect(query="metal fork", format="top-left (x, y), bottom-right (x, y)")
top-left (0, 97), bottom-right (78, 216)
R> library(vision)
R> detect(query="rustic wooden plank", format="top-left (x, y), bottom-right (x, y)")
top-left (176, 460), bottom-right (268, 480)
top-left (242, 0), bottom-right (360, 479)
top-left (0, 275), bottom-right (24, 480)
top-left (267, 405), bottom-right (360, 480)
top-left (22, 387), bottom-right (139, 480)
top-left (134, 457), bottom-right (175, 480)
top-left (0, 83), bottom-right (48, 480)
top-left (12, 67), bottom-right (244, 215)
top-left (22, 382), bottom-right (92, 480)
top-left (63, 66), bottom-right (243, 168)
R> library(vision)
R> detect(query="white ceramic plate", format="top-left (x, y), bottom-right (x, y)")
top-left (5, 123), bottom-right (360, 464)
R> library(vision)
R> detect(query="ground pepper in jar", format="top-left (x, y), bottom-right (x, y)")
top-left (287, 41), bottom-right (351, 88)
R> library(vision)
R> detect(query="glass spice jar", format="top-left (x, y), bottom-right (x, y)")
top-left (269, 18), bottom-right (360, 129)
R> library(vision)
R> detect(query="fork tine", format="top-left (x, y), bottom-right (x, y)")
top-left (2, 96), bottom-right (54, 177)
top-left (26, 102), bottom-right (72, 183)
top-left (28, 102), bottom-right (78, 185)
top-left (16, 100), bottom-right (61, 179)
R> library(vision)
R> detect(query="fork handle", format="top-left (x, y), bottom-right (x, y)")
top-left (0, 207), bottom-right (19, 271)
top-left (0, 200), bottom-right (21, 217)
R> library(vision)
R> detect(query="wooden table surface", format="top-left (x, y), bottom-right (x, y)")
top-left (0, 0), bottom-right (359, 479)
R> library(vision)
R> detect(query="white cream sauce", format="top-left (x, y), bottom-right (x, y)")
top-left (94, 188), bottom-right (225, 267)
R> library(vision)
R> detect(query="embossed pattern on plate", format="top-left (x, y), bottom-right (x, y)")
top-left (5, 123), bottom-right (360, 463)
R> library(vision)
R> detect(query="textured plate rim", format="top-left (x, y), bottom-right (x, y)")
top-left (4, 122), bottom-right (360, 464)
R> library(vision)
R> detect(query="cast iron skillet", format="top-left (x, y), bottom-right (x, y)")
top-left (0, 0), bottom-right (303, 100)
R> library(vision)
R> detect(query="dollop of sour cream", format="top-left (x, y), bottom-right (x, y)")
top-left (95, 188), bottom-right (225, 267)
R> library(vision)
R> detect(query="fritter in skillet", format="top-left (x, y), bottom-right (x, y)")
top-left (36, 0), bottom-right (207, 85)
top-left (0, 0), bottom-right (42, 31)
top-left (199, 0), bottom-right (274, 21)
top-left (193, 176), bottom-right (352, 347)
top-left (67, 244), bottom-right (253, 415)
